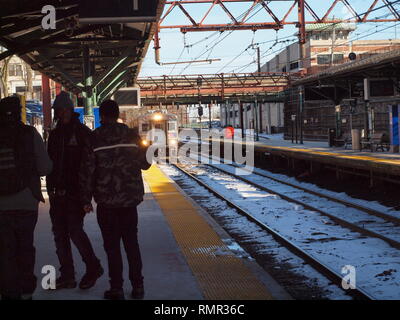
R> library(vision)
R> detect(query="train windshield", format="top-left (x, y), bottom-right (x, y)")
top-left (141, 123), bottom-right (149, 132)
top-left (168, 122), bottom-right (177, 131)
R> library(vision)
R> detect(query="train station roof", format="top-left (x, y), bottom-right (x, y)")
top-left (294, 48), bottom-right (400, 86)
top-left (0, 0), bottom-right (164, 99)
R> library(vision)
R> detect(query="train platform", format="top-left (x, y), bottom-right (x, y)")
top-left (32, 165), bottom-right (289, 300)
top-left (253, 135), bottom-right (400, 174)
top-left (197, 132), bottom-right (400, 178)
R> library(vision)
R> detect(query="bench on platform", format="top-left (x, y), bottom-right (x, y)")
top-left (334, 133), bottom-right (352, 149)
top-left (361, 132), bottom-right (390, 152)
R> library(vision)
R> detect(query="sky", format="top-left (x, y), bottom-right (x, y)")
top-left (139, 0), bottom-right (400, 77)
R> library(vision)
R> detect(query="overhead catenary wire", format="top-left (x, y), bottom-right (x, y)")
top-left (230, 2), bottom-right (400, 73)
top-left (233, 21), bottom-right (400, 73)
top-left (159, 0), bottom-right (400, 75)
top-left (178, 2), bottom-right (266, 74)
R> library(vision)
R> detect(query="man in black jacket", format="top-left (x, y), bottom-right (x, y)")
top-left (80, 100), bottom-right (151, 300)
top-left (0, 96), bottom-right (52, 300)
top-left (47, 92), bottom-right (103, 290)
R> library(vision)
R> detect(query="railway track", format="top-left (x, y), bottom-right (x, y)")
top-left (171, 162), bottom-right (376, 300)
top-left (202, 161), bottom-right (400, 250)
top-left (217, 160), bottom-right (400, 226)
top-left (188, 153), bottom-right (400, 248)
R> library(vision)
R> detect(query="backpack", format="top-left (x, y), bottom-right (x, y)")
top-left (0, 123), bottom-right (35, 196)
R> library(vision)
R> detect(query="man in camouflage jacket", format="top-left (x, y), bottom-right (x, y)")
top-left (80, 100), bottom-right (151, 300)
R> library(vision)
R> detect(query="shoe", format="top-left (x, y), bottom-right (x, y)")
top-left (131, 284), bottom-right (144, 300)
top-left (104, 288), bottom-right (125, 300)
top-left (56, 277), bottom-right (77, 289)
top-left (79, 266), bottom-right (104, 290)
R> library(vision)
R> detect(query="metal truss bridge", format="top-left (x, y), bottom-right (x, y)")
top-left (137, 72), bottom-right (295, 105)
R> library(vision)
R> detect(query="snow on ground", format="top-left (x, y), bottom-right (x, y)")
top-left (202, 153), bottom-right (400, 219)
top-left (163, 161), bottom-right (400, 299)
top-left (160, 164), bottom-right (351, 300)
top-left (249, 165), bottom-right (400, 219)
top-left (208, 161), bottom-right (400, 243)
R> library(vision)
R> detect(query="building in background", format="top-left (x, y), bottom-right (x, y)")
top-left (262, 23), bottom-right (400, 74)
top-left (0, 47), bottom-right (59, 101)
top-left (220, 101), bottom-right (284, 134)
top-left (221, 23), bottom-right (400, 135)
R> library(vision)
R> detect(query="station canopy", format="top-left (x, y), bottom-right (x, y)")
top-left (0, 0), bottom-right (163, 98)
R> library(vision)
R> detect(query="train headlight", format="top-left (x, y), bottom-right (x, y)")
top-left (153, 113), bottom-right (163, 121)
top-left (141, 139), bottom-right (149, 146)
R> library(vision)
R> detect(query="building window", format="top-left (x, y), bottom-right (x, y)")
top-left (9, 64), bottom-right (23, 77)
top-left (321, 32), bottom-right (330, 40)
top-left (290, 61), bottom-right (299, 70)
top-left (336, 31), bottom-right (347, 40)
top-left (317, 54), bottom-right (331, 65)
top-left (282, 66), bottom-right (287, 72)
top-left (15, 86), bottom-right (27, 93)
top-left (142, 123), bottom-right (149, 132)
top-left (333, 54), bottom-right (344, 64)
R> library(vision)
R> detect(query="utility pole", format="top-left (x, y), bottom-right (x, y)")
top-left (330, 24), bottom-right (336, 66)
top-left (297, 0), bottom-right (306, 144)
top-left (251, 45), bottom-right (261, 73)
top-left (299, 85), bottom-right (304, 144)
top-left (254, 98), bottom-right (259, 141)
top-left (209, 102), bottom-right (212, 129)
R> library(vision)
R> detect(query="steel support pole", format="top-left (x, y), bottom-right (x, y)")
top-left (83, 46), bottom-right (93, 116)
top-left (299, 85), bottom-right (304, 144)
top-left (254, 99), bottom-right (259, 141)
top-left (41, 74), bottom-right (52, 142)
top-left (239, 100), bottom-right (244, 139)
top-left (209, 102), bottom-right (212, 129)
top-left (259, 100), bottom-right (263, 133)
top-left (297, 0), bottom-right (306, 144)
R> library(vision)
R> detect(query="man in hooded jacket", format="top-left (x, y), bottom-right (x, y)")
top-left (46, 91), bottom-right (103, 290)
top-left (80, 99), bottom-right (151, 300)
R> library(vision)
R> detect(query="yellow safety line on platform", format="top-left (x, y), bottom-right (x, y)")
top-left (269, 146), bottom-right (400, 165)
top-left (209, 138), bottom-right (400, 165)
top-left (143, 165), bottom-right (273, 300)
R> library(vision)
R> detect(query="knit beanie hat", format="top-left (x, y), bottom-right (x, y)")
top-left (53, 91), bottom-right (74, 110)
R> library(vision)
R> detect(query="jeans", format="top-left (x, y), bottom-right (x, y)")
top-left (0, 210), bottom-right (38, 299)
top-left (49, 195), bottom-right (100, 279)
top-left (97, 205), bottom-right (143, 290)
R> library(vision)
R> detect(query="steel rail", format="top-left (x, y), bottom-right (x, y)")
top-left (172, 163), bottom-right (376, 300)
top-left (199, 159), bottom-right (400, 250)
top-left (219, 159), bottom-right (400, 226)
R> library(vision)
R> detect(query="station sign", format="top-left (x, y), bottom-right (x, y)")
top-left (79, 0), bottom-right (158, 24)
top-left (112, 87), bottom-right (141, 109)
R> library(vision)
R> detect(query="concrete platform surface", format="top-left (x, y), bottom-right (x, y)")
top-left (33, 184), bottom-right (204, 300)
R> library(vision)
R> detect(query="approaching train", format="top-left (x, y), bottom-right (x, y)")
top-left (136, 111), bottom-right (179, 148)
top-left (111, 87), bottom-right (179, 147)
